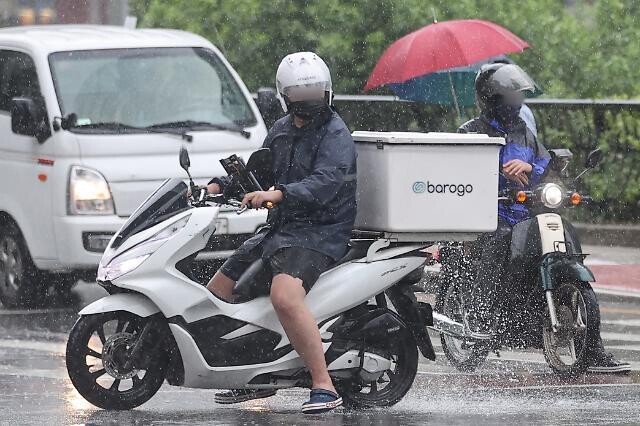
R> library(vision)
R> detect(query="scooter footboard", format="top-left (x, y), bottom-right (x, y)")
top-left (78, 293), bottom-right (161, 317)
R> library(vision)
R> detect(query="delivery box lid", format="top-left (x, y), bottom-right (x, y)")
top-left (352, 131), bottom-right (505, 146)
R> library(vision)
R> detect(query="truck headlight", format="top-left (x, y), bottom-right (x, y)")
top-left (68, 166), bottom-right (115, 215)
top-left (541, 183), bottom-right (564, 209)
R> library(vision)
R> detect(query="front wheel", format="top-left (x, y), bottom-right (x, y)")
top-left (336, 331), bottom-right (418, 409)
top-left (543, 281), bottom-right (594, 376)
top-left (66, 312), bottom-right (168, 410)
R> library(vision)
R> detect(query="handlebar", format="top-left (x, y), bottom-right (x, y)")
top-left (189, 190), bottom-right (276, 214)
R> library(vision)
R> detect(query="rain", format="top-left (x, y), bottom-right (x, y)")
top-left (1, 0), bottom-right (639, 424)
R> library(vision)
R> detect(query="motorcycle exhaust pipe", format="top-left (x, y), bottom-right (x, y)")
top-left (428, 311), bottom-right (491, 341)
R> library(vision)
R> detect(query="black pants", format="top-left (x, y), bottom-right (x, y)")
top-left (469, 218), bottom-right (513, 323)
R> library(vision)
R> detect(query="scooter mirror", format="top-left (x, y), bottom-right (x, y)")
top-left (585, 148), bottom-right (603, 169)
top-left (179, 146), bottom-right (191, 172)
top-left (246, 148), bottom-right (274, 189)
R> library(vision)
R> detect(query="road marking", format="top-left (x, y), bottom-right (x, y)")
top-left (593, 287), bottom-right (640, 299)
top-left (0, 365), bottom-right (65, 380)
top-left (607, 345), bottom-right (640, 352)
top-left (600, 306), bottom-right (640, 315)
top-left (0, 308), bottom-right (75, 315)
top-left (496, 383), bottom-right (640, 390)
top-left (0, 339), bottom-right (65, 354)
top-left (602, 319), bottom-right (640, 326)
top-left (600, 332), bottom-right (640, 343)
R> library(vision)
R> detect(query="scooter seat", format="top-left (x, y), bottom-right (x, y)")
top-left (231, 244), bottom-right (370, 303)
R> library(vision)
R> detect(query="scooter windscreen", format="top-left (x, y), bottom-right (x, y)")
top-left (110, 178), bottom-right (190, 250)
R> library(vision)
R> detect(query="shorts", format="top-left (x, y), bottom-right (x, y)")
top-left (219, 245), bottom-right (333, 293)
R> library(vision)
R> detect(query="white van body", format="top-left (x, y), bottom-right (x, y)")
top-left (0, 25), bottom-right (267, 306)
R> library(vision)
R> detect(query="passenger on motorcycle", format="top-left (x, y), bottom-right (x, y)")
top-left (458, 63), bottom-right (629, 373)
top-left (204, 52), bottom-right (356, 413)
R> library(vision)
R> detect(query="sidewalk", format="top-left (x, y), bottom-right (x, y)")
top-left (583, 244), bottom-right (640, 297)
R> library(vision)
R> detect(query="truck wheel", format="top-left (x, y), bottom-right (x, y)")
top-left (0, 222), bottom-right (44, 308)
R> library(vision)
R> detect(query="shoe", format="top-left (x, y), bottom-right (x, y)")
top-left (301, 389), bottom-right (342, 414)
top-left (587, 353), bottom-right (631, 374)
top-left (214, 388), bottom-right (277, 404)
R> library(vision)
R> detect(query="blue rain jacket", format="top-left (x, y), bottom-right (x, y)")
top-left (212, 109), bottom-right (357, 261)
top-left (459, 115), bottom-right (550, 226)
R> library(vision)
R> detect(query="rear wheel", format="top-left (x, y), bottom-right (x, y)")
top-left (543, 281), bottom-right (592, 376)
top-left (437, 279), bottom-right (490, 372)
top-left (66, 312), bottom-right (168, 410)
top-left (0, 222), bottom-right (44, 308)
top-left (337, 331), bottom-right (418, 409)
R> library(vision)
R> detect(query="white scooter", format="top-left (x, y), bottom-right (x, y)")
top-left (66, 147), bottom-right (435, 410)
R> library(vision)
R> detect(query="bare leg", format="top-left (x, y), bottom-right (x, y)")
top-left (270, 274), bottom-right (335, 393)
top-left (206, 271), bottom-right (237, 302)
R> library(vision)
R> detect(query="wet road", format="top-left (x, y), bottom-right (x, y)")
top-left (1, 287), bottom-right (640, 424)
top-left (1, 244), bottom-right (640, 424)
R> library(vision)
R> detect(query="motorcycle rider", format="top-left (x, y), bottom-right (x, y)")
top-left (458, 63), bottom-right (630, 373)
top-left (204, 52), bottom-right (356, 413)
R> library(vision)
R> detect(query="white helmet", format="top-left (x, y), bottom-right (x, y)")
top-left (275, 52), bottom-right (333, 112)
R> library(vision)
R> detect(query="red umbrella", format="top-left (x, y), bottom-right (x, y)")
top-left (364, 19), bottom-right (530, 91)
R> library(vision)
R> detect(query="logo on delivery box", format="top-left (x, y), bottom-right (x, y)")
top-left (412, 181), bottom-right (473, 197)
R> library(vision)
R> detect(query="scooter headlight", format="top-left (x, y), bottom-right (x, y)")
top-left (97, 214), bottom-right (191, 281)
top-left (97, 254), bottom-right (150, 281)
top-left (541, 183), bottom-right (564, 209)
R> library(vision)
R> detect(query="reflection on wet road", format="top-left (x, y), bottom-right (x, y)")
top-left (1, 283), bottom-right (640, 424)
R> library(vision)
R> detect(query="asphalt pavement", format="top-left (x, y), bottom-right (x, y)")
top-left (1, 244), bottom-right (639, 425)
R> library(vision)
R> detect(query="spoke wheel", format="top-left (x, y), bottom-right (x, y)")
top-left (336, 331), bottom-right (418, 409)
top-left (66, 312), bottom-right (168, 410)
top-left (438, 280), bottom-right (489, 372)
top-left (543, 282), bottom-right (591, 376)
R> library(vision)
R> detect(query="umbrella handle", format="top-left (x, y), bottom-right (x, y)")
top-left (447, 71), bottom-right (462, 122)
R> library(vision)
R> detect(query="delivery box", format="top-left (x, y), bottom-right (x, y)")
top-left (353, 131), bottom-right (505, 241)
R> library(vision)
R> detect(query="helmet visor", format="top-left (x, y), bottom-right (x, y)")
top-left (491, 64), bottom-right (536, 96)
top-left (280, 81), bottom-right (330, 102)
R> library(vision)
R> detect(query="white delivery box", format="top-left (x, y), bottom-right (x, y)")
top-left (353, 131), bottom-right (505, 241)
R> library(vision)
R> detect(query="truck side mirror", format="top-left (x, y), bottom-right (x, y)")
top-left (256, 87), bottom-right (282, 128)
top-left (11, 97), bottom-right (50, 143)
top-left (585, 148), bottom-right (603, 169)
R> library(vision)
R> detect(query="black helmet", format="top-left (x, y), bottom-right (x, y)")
top-left (475, 63), bottom-right (536, 114)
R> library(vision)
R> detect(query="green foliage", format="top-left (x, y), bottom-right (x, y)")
top-left (130, 0), bottom-right (640, 221)
top-left (130, 0), bottom-right (640, 98)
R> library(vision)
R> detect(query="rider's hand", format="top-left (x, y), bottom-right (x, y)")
top-left (503, 159), bottom-right (532, 187)
top-left (241, 190), bottom-right (283, 209)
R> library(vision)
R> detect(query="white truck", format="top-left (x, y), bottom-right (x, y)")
top-left (0, 25), bottom-right (269, 307)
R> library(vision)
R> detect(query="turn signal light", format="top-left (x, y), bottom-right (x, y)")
top-left (571, 192), bottom-right (582, 206)
top-left (516, 191), bottom-right (528, 203)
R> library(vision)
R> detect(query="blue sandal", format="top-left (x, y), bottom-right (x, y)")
top-left (302, 388), bottom-right (343, 414)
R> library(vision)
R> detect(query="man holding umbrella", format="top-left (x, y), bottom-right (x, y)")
top-left (458, 63), bottom-right (630, 373)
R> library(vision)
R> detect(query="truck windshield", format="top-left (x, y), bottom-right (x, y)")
top-left (49, 47), bottom-right (257, 132)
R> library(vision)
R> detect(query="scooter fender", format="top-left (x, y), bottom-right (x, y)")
top-left (78, 293), bottom-right (161, 317)
top-left (540, 253), bottom-right (596, 291)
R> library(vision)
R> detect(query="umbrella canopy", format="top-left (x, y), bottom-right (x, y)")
top-left (387, 56), bottom-right (543, 107)
top-left (364, 19), bottom-right (530, 91)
